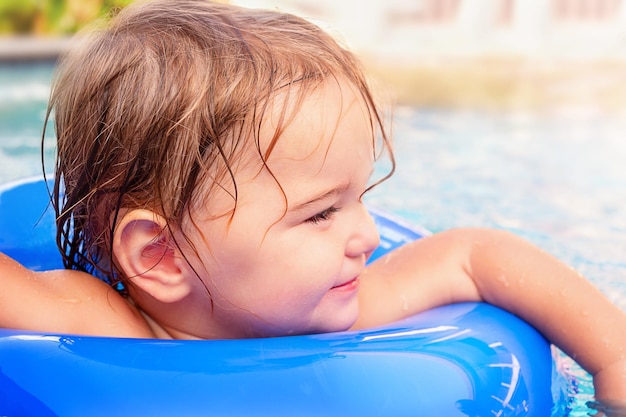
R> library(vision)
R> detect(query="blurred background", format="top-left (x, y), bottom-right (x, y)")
top-left (0, 0), bottom-right (133, 34)
top-left (3, 0), bottom-right (626, 110)
top-left (236, 0), bottom-right (626, 111)
top-left (1, 1), bottom-right (626, 411)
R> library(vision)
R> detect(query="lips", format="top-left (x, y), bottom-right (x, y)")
top-left (331, 277), bottom-right (359, 291)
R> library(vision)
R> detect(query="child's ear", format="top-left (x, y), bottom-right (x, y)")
top-left (112, 209), bottom-right (191, 303)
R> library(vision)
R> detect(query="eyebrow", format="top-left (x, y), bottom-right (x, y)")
top-left (288, 182), bottom-right (351, 214)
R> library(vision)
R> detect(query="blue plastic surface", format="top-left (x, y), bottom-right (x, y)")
top-left (0, 176), bottom-right (62, 271)
top-left (0, 177), bottom-right (567, 416)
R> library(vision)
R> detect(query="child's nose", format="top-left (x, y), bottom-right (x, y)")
top-left (345, 205), bottom-right (380, 259)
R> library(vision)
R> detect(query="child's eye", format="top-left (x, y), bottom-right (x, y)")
top-left (305, 206), bottom-right (340, 224)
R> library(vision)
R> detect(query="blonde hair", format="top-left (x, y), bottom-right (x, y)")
top-left (44, 0), bottom-right (394, 292)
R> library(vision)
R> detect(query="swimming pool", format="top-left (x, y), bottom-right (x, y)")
top-left (1, 61), bottom-right (625, 414)
top-left (0, 62), bottom-right (56, 181)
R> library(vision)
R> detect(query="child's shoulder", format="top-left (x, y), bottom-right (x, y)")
top-left (0, 252), bottom-right (154, 338)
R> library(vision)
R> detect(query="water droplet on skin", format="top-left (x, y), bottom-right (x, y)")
top-left (497, 274), bottom-right (510, 287)
top-left (400, 295), bottom-right (409, 311)
top-left (601, 337), bottom-right (610, 348)
top-left (62, 298), bottom-right (81, 304)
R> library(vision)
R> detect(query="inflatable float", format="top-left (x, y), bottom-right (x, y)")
top-left (0, 176), bottom-right (574, 416)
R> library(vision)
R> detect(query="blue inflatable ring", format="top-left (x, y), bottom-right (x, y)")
top-left (0, 177), bottom-right (572, 416)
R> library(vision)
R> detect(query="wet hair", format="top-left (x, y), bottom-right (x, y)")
top-left (43, 0), bottom-right (395, 292)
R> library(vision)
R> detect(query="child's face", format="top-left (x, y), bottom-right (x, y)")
top-left (185, 79), bottom-right (380, 338)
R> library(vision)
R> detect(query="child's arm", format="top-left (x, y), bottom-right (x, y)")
top-left (0, 252), bottom-right (153, 338)
top-left (356, 227), bottom-right (626, 401)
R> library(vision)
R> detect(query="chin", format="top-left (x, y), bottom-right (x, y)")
top-left (317, 307), bottom-right (359, 334)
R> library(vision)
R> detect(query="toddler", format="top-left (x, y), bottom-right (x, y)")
top-left (0, 0), bottom-right (624, 404)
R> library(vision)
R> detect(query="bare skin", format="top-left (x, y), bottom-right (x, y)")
top-left (0, 252), bottom-right (153, 338)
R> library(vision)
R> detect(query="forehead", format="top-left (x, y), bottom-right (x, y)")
top-left (258, 78), bottom-right (373, 163)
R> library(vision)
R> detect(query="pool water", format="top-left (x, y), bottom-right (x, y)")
top-left (366, 105), bottom-right (626, 414)
top-left (0, 62), bottom-right (56, 180)
top-left (1, 61), bottom-right (625, 415)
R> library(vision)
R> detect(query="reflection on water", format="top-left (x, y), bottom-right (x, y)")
top-left (370, 105), bottom-right (626, 310)
top-left (1, 62), bottom-right (626, 414)
top-left (370, 106), bottom-right (626, 310)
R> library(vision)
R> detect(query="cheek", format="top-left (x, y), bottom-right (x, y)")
top-left (237, 236), bottom-right (339, 294)
top-left (277, 240), bottom-right (343, 284)
top-left (182, 213), bottom-right (345, 302)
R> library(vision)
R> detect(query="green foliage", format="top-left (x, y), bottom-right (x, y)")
top-left (0, 0), bottom-right (41, 34)
top-left (0, 0), bottom-right (136, 35)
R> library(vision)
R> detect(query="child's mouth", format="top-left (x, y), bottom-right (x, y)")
top-left (331, 277), bottom-right (359, 291)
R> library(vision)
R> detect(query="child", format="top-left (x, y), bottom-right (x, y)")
top-left (0, 0), bottom-right (625, 405)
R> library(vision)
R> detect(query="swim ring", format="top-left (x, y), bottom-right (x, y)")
top-left (0, 176), bottom-right (573, 416)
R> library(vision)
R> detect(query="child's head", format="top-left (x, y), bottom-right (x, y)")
top-left (45, 0), bottom-right (394, 337)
